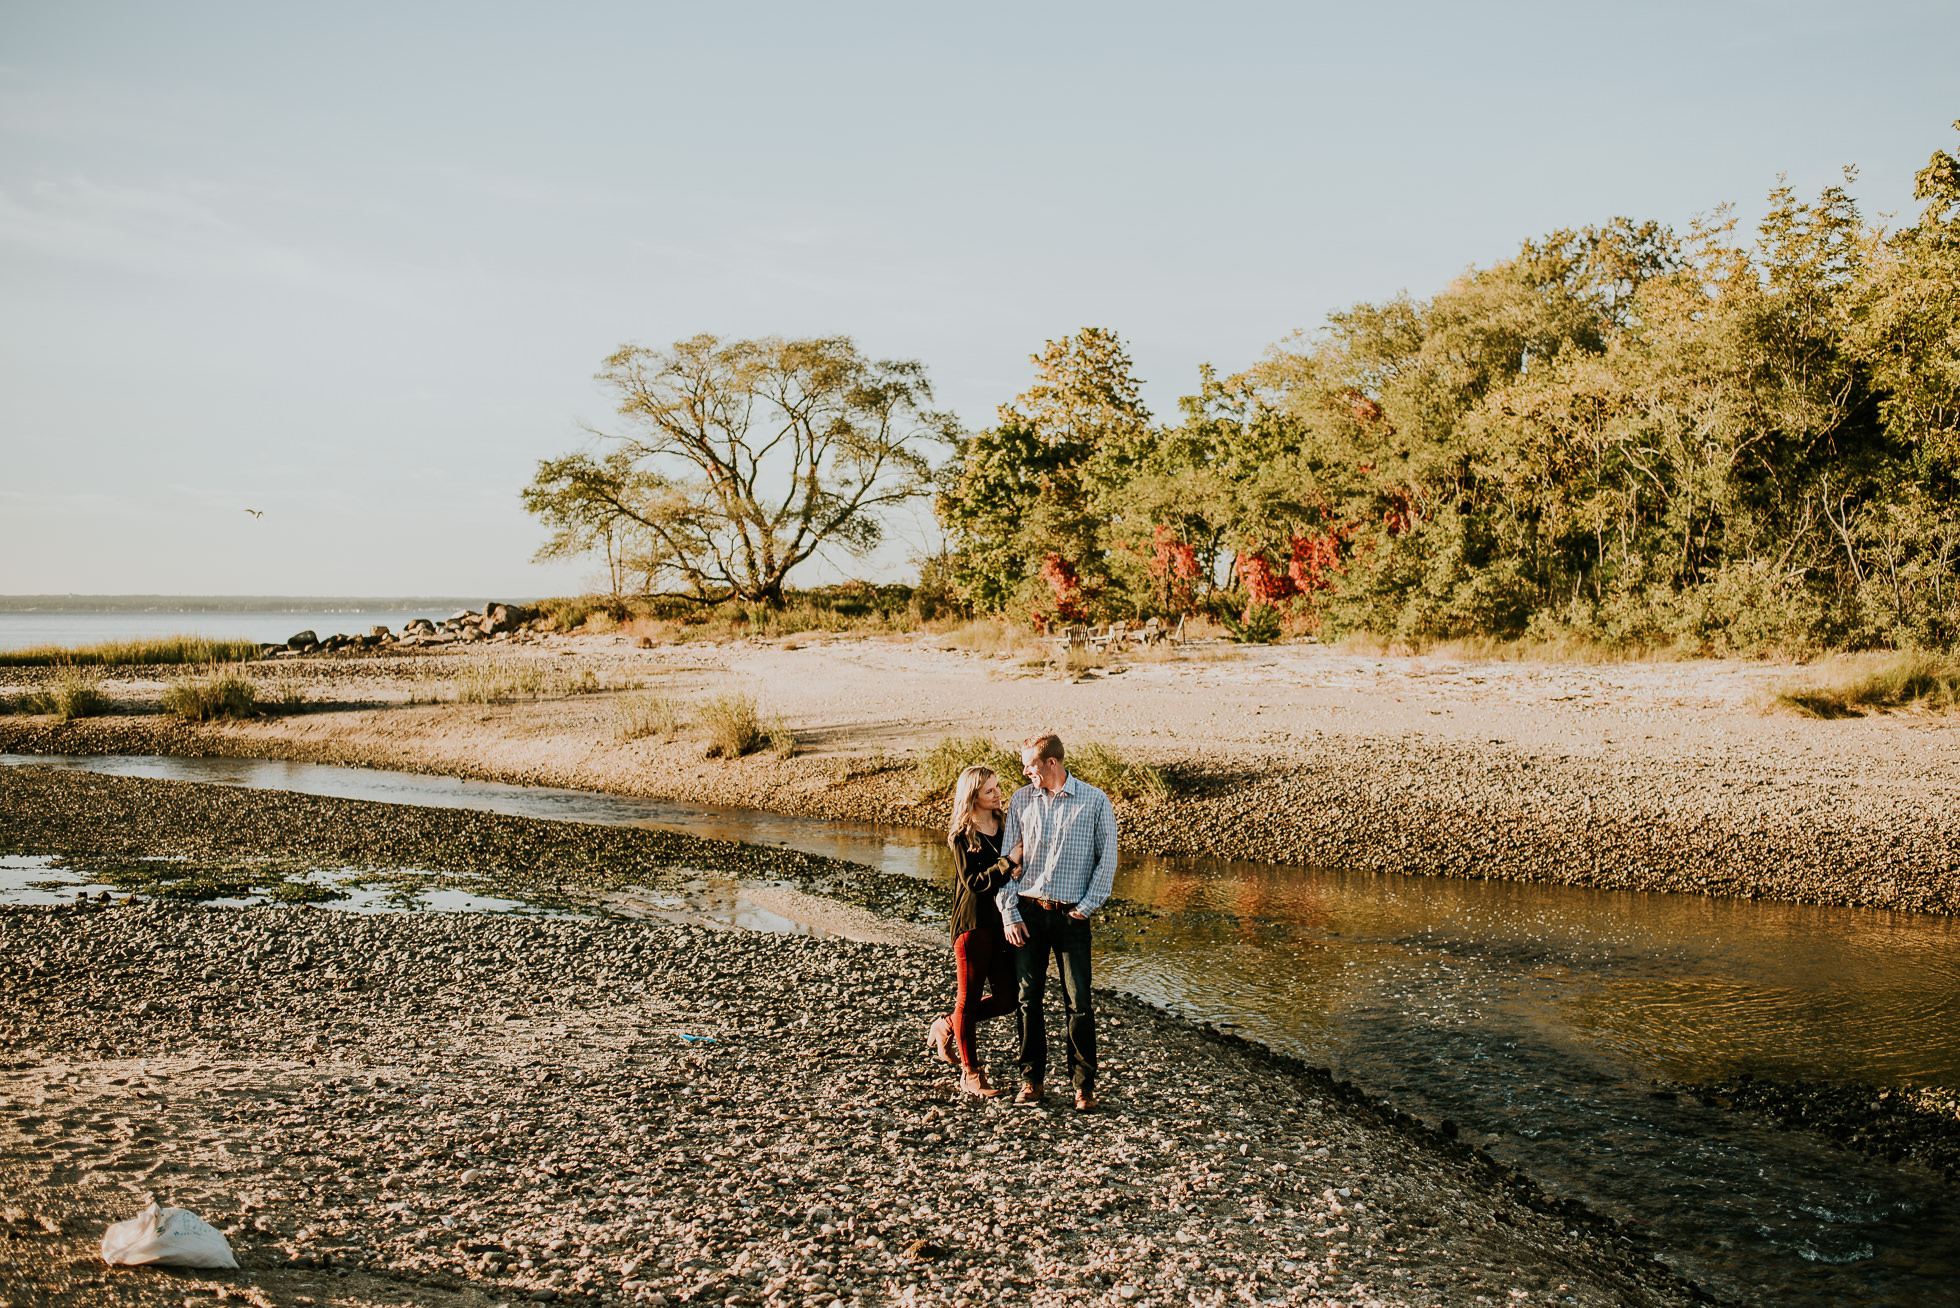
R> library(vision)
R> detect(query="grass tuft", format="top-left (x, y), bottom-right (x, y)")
top-left (453, 660), bottom-right (604, 704)
top-left (0, 634), bottom-right (261, 667)
top-left (1771, 652), bottom-right (1960, 718)
top-left (18, 672), bottom-right (111, 720)
top-left (614, 691), bottom-right (685, 742)
top-left (160, 673), bottom-right (259, 722)
top-left (1067, 740), bottom-right (1172, 802)
top-left (700, 693), bottom-right (764, 758)
top-left (939, 619), bottom-right (1050, 659)
top-left (912, 736), bottom-right (1024, 802)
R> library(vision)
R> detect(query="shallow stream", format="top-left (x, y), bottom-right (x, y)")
top-left (4, 753), bottom-right (1955, 1306)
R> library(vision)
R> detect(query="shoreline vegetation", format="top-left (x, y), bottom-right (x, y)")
top-left (517, 125), bottom-right (1960, 664)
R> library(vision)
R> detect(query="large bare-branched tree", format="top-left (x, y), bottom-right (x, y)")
top-left (524, 334), bottom-right (951, 606)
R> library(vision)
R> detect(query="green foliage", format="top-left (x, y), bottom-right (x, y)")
top-left (0, 635), bottom-right (261, 667)
top-left (19, 673), bottom-right (111, 720)
top-left (1221, 603), bottom-right (1283, 644)
top-left (937, 329), bottom-right (1155, 623)
top-left (160, 674), bottom-right (258, 722)
top-left (912, 736), bottom-right (1023, 802)
top-left (1066, 741), bottom-right (1172, 802)
top-left (937, 124), bottom-right (1960, 653)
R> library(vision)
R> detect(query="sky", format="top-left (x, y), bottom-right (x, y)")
top-left (2, 0), bottom-right (1956, 598)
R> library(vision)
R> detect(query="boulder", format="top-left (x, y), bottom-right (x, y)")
top-left (287, 630), bottom-right (318, 649)
top-left (369, 625), bottom-right (392, 640)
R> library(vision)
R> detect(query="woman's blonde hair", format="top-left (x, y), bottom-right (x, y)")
top-left (947, 765), bottom-right (998, 852)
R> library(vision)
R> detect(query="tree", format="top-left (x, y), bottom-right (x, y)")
top-left (524, 335), bottom-right (950, 606)
top-left (937, 328), bottom-right (1152, 622)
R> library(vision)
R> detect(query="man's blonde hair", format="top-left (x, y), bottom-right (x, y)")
top-left (1022, 733), bottom-right (1064, 763)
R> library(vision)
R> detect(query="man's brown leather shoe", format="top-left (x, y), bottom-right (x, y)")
top-left (1013, 1082), bottom-right (1045, 1105)
top-left (1074, 1088), bottom-right (1098, 1112)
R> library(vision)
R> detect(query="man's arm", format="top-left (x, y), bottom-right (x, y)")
top-left (1072, 790), bottom-right (1119, 918)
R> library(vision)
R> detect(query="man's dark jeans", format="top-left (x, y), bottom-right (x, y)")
top-left (1013, 903), bottom-right (1095, 1092)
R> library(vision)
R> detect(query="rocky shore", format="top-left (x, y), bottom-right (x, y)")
top-left (0, 895), bottom-right (1704, 1308)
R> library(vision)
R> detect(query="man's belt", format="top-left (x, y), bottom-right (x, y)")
top-left (1028, 897), bottom-right (1077, 913)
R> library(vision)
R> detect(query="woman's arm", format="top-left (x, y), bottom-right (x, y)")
top-left (952, 841), bottom-right (1016, 896)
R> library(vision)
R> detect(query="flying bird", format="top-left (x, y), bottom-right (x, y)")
top-left (244, 509), bottom-right (263, 518)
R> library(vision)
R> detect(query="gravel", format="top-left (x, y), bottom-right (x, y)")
top-left (0, 900), bottom-right (1704, 1308)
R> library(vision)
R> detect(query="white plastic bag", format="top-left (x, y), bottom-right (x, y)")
top-left (100, 1200), bottom-right (238, 1269)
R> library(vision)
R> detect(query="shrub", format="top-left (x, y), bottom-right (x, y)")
top-left (161, 673), bottom-right (258, 722)
top-left (1067, 740), bottom-right (1171, 802)
top-left (764, 715), bottom-right (798, 758)
top-left (614, 691), bottom-right (685, 742)
top-left (700, 693), bottom-right (764, 758)
top-left (0, 634), bottom-right (261, 668)
top-left (1221, 603), bottom-right (1283, 644)
top-left (1772, 652), bottom-right (1960, 718)
top-left (19, 673), bottom-right (111, 720)
top-left (913, 736), bottom-right (1023, 801)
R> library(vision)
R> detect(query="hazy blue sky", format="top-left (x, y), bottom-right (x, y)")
top-left (3, 1), bottom-right (1955, 597)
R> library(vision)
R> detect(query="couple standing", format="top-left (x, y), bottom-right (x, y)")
top-left (927, 733), bottom-right (1116, 1112)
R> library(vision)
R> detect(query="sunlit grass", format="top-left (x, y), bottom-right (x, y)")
top-left (160, 673), bottom-right (259, 722)
top-left (15, 672), bottom-right (111, 720)
top-left (0, 634), bottom-right (262, 667)
top-left (1067, 740), bottom-right (1172, 802)
top-left (613, 691), bottom-right (685, 742)
top-left (912, 736), bottom-right (1023, 802)
top-left (1770, 652), bottom-right (1960, 718)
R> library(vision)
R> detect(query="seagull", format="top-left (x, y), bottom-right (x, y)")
top-left (244, 509), bottom-right (263, 518)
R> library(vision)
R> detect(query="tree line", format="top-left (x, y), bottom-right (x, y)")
top-left (527, 124), bottom-right (1960, 652)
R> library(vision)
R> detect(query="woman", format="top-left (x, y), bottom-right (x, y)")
top-left (928, 764), bottom-right (1020, 1097)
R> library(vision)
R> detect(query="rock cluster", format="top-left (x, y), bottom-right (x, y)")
top-left (0, 902), bottom-right (1702, 1308)
top-left (270, 603), bottom-right (540, 657)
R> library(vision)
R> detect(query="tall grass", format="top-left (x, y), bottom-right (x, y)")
top-left (912, 736), bottom-right (1024, 801)
top-left (937, 618), bottom-right (1050, 659)
top-left (698, 693), bottom-right (796, 758)
top-left (452, 660), bottom-right (605, 704)
top-left (1772, 652), bottom-right (1960, 718)
top-left (160, 673), bottom-right (259, 722)
top-left (1068, 741), bottom-right (1172, 802)
top-left (0, 634), bottom-right (261, 667)
top-left (16, 672), bottom-right (111, 720)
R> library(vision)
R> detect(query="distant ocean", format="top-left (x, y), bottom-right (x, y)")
top-left (0, 598), bottom-right (510, 652)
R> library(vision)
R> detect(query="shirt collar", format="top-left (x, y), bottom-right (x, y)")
top-left (1038, 772), bottom-right (1078, 799)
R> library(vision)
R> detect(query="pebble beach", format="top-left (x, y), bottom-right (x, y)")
top-left (1, 886), bottom-right (1700, 1308)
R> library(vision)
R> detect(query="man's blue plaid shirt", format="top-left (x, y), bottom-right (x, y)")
top-left (996, 772), bottom-right (1119, 924)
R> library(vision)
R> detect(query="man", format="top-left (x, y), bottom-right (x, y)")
top-left (997, 733), bottom-right (1117, 1111)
